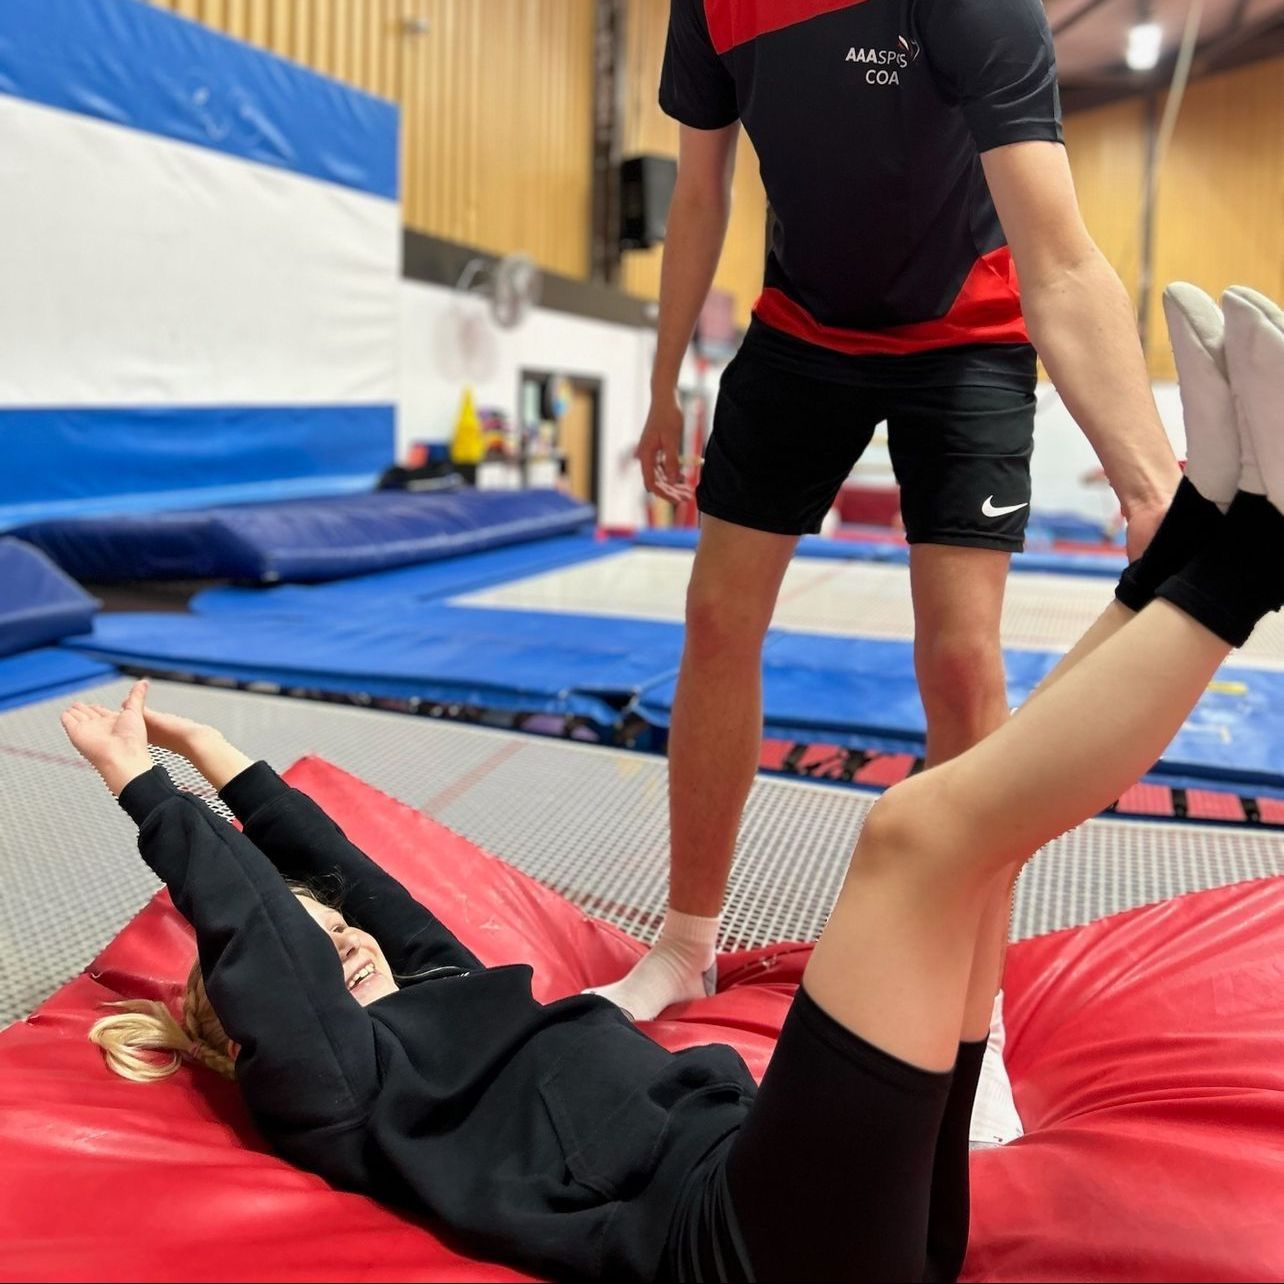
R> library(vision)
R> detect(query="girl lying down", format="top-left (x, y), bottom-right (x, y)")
top-left (63, 284), bottom-right (1284, 1283)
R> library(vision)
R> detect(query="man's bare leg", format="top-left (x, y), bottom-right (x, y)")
top-left (907, 544), bottom-right (1025, 1142)
top-left (589, 516), bottom-right (797, 1019)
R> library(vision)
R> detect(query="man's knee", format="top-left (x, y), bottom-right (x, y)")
top-left (683, 580), bottom-right (775, 664)
top-left (916, 632), bottom-right (1007, 717)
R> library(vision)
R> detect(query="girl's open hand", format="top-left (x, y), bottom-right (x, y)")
top-left (61, 680), bottom-right (154, 796)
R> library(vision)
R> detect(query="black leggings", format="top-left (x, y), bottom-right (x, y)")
top-left (665, 988), bottom-right (987, 1283)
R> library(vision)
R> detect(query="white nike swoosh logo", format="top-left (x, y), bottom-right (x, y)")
top-left (981, 497), bottom-right (1029, 518)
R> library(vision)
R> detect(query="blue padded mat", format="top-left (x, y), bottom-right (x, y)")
top-left (65, 602), bottom-right (1284, 797)
top-left (191, 534), bottom-right (627, 616)
top-left (1166, 671), bottom-right (1284, 795)
top-left (13, 489), bottom-right (596, 584)
top-left (637, 635), bottom-right (1060, 750)
top-left (1029, 518), bottom-right (1121, 546)
top-left (0, 540), bottom-right (100, 658)
top-left (67, 606), bottom-right (683, 729)
top-left (0, 472), bottom-right (379, 535)
top-left (634, 528), bottom-right (1127, 578)
top-left (0, 649), bottom-right (116, 712)
top-left (637, 633), bottom-right (1284, 797)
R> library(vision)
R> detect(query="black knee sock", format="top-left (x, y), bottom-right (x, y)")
top-left (1155, 491), bottom-right (1284, 647)
top-left (922, 1039), bottom-right (987, 1284)
top-left (1116, 476), bottom-right (1225, 612)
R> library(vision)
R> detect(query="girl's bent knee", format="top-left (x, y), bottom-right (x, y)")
top-left (850, 775), bottom-right (979, 890)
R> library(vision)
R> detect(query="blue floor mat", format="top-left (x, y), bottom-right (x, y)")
top-left (636, 632), bottom-right (1284, 797)
top-left (67, 606), bottom-right (683, 729)
top-left (636, 634), bottom-right (1059, 750)
top-left (0, 649), bottom-right (116, 712)
top-left (66, 599), bottom-right (1284, 798)
top-left (1164, 671), bottom-right (1284, 794)
top-left (191, 534), bottom-right (627, 616)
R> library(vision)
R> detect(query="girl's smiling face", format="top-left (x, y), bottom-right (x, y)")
top-left (297, 895), bottom-right (399, 1006)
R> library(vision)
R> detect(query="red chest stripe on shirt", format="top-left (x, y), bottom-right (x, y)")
top-left (704, 0), bottom-right (873, 55)
top-left (753, 248), bottom-right (1031, 356)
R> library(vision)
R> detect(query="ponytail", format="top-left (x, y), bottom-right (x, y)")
top-left (91, 880), bottom-right (339, 1083)
top-left (89, 960), bottom-right (235, 1082)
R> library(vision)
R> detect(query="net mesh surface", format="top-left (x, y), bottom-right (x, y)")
top-left (458, 548), bottom-right (1284, 666)
top-left (2, 679), bottom-right (1279, 1024)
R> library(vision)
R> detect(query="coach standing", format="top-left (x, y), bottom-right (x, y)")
top-left (592, 0), bottom-right (1179, 1143)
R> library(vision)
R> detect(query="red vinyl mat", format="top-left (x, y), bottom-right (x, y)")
top-left (2, 757), bottom-right (1280, 1282)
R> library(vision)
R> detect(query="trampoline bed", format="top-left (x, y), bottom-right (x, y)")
top-left (11, 488), bottom-right (596, 583)
top-left (451, 545), bottom-right (1284, 667)
top-left (635, 525), bottom-right (1130, 578)
top-left (1, 687), bottom-right (1281, 1281)
top-left (4, 678), bottom-right (1283, 1028)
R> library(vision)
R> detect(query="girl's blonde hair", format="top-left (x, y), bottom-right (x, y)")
top-left (89, 881), bottom-right (340, 1083)
top-left (89, 959), bottom-right (235, 1082)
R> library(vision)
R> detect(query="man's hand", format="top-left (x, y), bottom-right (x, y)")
top-left (636, 391), bottom-right (694, 504)
top-left (638, 124), bottom-right (737, 509)
top-left (1124, 495), bottom-right (1171, 562)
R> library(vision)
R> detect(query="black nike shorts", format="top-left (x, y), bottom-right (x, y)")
top-left (696, 337), bottom-right (1037, 553)
top-left (664, 987), bottom-right (959, 1283)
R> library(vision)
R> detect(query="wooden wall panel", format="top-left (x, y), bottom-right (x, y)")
top-left (619, 0), bottom-right (767, 327)
top-left (1062, 98), bottom-right (1148, 309)
top-left (151, 0), bottom-right (595, 279)
top-left (142, 3), bottom-right (1283, 345)
top-left (1063, 57), bottom-right (1284, 379)
top-left (1148, 57), bottom-right (1284, 380)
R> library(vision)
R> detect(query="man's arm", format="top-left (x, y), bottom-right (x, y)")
top-left (982, 140), bottom-right (1182, 557)
top-left (637, 122), bottom-right (739, 498)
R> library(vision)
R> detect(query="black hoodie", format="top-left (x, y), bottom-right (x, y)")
top-left (118, 762), bottom-right (755, 1283)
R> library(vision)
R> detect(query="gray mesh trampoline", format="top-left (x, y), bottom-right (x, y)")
top-left (1, 677), bottom-right (1280, 1026)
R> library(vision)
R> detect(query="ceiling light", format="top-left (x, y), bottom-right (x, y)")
top-left (1126, 22), bottom-right (1163, 71)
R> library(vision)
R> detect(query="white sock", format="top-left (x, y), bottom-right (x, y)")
top-left (1224, 286), bottom-right (1284, 512)
top-left (586, 908), bottom-right (719, 1021)
top-left (968, 991), bottom-right (1025, 1148)
top-left (1163, 283), bottom-right (1239, 510)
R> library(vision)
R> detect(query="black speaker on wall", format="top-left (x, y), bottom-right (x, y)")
top-left (619, 154), bottom-right (677, 250)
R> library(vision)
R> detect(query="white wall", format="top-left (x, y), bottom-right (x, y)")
top-left (400, 279), bottom-right (722, 529)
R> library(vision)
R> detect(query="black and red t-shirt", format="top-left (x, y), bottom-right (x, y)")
top-left (661, 0), bottom-right (1063, 386)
